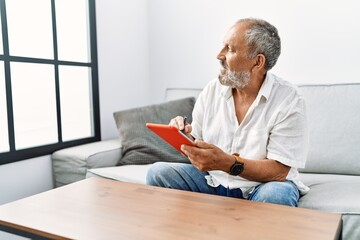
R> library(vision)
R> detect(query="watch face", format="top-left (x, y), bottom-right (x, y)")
top-left (230, 163), bottom-right (244, 176)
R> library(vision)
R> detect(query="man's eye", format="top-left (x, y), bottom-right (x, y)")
top-left (228, 47), bottom-right (234, 52)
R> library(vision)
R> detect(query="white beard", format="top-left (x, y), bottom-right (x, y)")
top-left (218, 63), bottom-right (251, 89)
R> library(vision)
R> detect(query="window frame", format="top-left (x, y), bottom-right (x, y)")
top-left (0, 0), bottom-right (100, 165)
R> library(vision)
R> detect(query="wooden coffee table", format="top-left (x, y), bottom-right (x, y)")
top-left (0, 178), bottom-right (341, 240)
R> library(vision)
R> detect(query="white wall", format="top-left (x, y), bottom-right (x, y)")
top-left (148, 0), bottom-right (224, 103)
top-left (97, 0), bottom-right (150, 140)
top-left (148, 0), bottom-right (360, 102)
top-left (0, 156), bottom-right (53, 205)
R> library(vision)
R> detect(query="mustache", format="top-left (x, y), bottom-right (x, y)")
top-left (219, 60), bottom-right (228, 69)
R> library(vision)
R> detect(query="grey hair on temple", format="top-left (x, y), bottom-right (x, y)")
top-left (237, 18), bottom-right (281, 71)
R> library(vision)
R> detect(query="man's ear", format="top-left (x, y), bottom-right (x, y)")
top-left (253, 54), bottom-right (266, 71)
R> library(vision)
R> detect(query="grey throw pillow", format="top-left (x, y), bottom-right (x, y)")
top-left (113, 97), bottom-right (195, 165)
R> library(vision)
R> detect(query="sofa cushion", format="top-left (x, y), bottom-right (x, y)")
top-left (52, 139), bottom-right (122, 187)
top-left (299, 173), bottom-right (360, 214)
top-left (298, 84), bottom-right (360, 175)
top-left (299, 173), bottom-right (360, 240)
top-left (341, 214), bottom-right (360, 240)
top-left (86, 164), bottom-right (151, 184)
top-left (113, 97), bottom-right (195, 165)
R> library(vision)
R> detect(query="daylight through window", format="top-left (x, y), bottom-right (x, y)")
top-left (0, 0), bottom-right (100, 164)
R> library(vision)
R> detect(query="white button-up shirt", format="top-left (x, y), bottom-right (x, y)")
top-left (191, 73), bottom-right (309, 195)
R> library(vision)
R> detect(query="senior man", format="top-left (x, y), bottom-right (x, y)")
top-left (146, 18), bottom-right (309, 207)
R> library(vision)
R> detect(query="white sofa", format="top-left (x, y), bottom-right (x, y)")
top-left (52, 84), bottom-right (360, 240)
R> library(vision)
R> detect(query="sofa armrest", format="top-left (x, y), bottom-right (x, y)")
top-left (52, 139), bottom-right (122, 187)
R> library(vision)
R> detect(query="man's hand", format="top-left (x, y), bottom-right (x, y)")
top-left (169, 116), bottom-right (193, 140)
top-left (180, 140), bottom-right (233, 172)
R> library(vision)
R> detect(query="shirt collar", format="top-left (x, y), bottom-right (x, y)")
top-left (258, 72), bottom-right (274, 101)
top-left (220, 83), bottom-right (233, 100)
top-left (219, 72), bottom-right (274, 102)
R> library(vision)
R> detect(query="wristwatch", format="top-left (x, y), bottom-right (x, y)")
top-left (229, 153), bottom-right (244, 176)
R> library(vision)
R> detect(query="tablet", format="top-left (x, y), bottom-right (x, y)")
top-left (146, 123), bottom-right (195, 154)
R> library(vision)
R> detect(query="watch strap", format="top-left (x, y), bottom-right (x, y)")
top-left (232, 153), bottom-right (244, 164)
top-left (229, 153), bottom-right (244, 175)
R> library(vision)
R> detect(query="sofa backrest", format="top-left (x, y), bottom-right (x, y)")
top-left (165, 88), bottom-right (202, 101)
top-left (165, 84), bottom-right (360, 176)
top-left (299, 83), bottom-right (360, 175)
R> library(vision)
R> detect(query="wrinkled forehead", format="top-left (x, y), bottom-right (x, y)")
top-left (223, 22), bottom-right (250, 47)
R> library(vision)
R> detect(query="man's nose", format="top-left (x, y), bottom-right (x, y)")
top-left (217, 47), bottom-right (226, 61)
top-left (217, 53), bottom-right (224, 61)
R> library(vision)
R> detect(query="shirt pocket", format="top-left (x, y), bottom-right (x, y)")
top-left (240, 128), bottom-right (269, 159)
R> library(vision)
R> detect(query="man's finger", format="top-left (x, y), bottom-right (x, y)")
top-left (170, 116), bottom-right (184, 130)
top-left (181, 144), bottom-right (189, 155)
top-left (181, 144), bottom-right (200, 158)
top-left (175, 116), bottom-right (185, 130)
top-left (194, 139), bottom-right (213, 149)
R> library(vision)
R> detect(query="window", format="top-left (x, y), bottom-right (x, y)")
top-left (0, 0), bottom-right (100, 164)
top-left (0, 61), bottom-right (9, 153)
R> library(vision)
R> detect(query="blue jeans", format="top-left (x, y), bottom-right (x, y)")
top-left (146, 162), bottom-right (300, 207)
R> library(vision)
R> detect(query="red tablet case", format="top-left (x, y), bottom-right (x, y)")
top-left (146, 123), bottom-right (195, 154)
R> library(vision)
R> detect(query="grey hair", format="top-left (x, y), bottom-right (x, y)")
top-left (237, 18), bottom-right (281, 71)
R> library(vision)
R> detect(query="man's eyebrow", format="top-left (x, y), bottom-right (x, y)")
top-left (227, 43), bottom-right (235, 49)
top-left (222, 41), bottom-right (230, 46)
